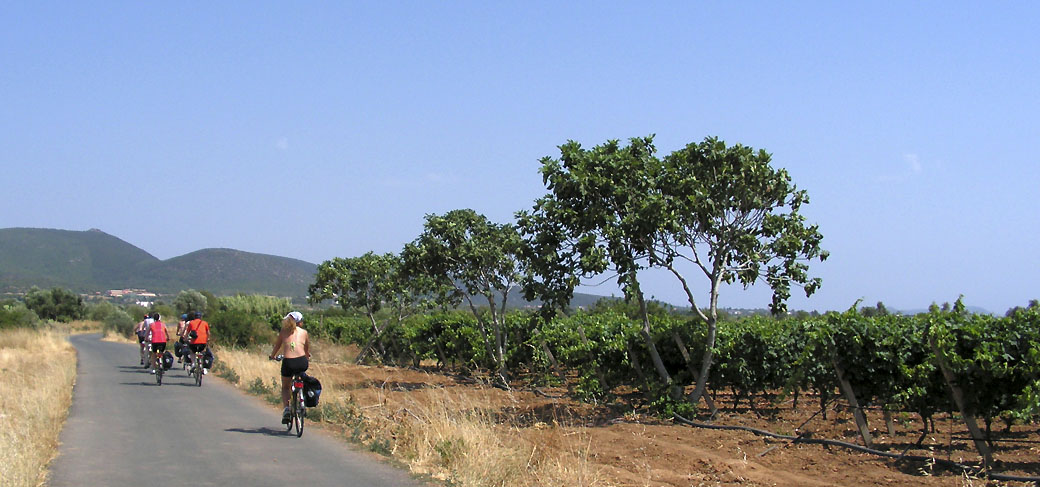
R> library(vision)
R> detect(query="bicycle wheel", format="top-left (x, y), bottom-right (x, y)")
top-left (294, 391), bottom-right (305, 437)
top-left (285, 397), bottom-right (295, 432)
top-left (194, 363), bottom-right (203, 387)
top-left (155, 356), bottom-right (163, 385)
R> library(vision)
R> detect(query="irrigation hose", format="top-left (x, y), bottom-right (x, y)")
top-left (672, 414), bottom-right (1040, 485)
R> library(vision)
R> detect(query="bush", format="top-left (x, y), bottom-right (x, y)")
top-left (24, 287), bottom-right (85, 322)
top-left (210, 309), bottom-right (276, 348)
top-left (0, 301), bottom-right (40, 329)
top-left (103, 308), bottom-right (136, 337)
top-left (86, 301), bottom-right (119, 321)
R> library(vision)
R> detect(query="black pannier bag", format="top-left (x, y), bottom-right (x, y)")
top-left (173, 341), bottom-right (184, 358)
top-left (162, 351), bottom-right (174, 370)
top-left (202, 348), bottom-right (215, 369)
top-left (301, 373), bottom-right (322, 407)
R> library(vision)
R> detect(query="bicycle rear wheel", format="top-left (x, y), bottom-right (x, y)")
top-left (194, 363), bottom-right (203, 386)
top-left (156, 358), bottom-right (163, 386)
top-left (294, 392), bottom-right (305, 437)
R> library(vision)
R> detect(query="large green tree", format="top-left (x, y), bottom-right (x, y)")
top-left (517, 137), bottom-right (677, 390)
top-left (308, 252), bottom-right (422, 364)
top-left (24, 286), bottom-right (84, 322)
top-left (402, 209), bottom-right (525, 381)
top-left (519, 135), bottom-right (827, 408)
top-left (653, 136), bottom-right (828, 404)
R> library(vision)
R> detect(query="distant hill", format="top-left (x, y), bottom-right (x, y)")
top-left (0, 228), bottom-right (317, 297)
top-left (0, 227), bottom-right (641, 306)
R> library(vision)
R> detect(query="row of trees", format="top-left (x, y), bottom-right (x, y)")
top-left (310, 135), bottom-right (828, 410)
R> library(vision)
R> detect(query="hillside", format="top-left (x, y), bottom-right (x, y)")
top-left (0, 227), bottom-right (654, 307)
top-left (0, 228), bottom-right (160, 291)
top-left (0, 228), bottom-right (317, 297)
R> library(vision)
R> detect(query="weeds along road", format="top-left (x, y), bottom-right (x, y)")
top-left (51, 334), bottom-right (429, 487)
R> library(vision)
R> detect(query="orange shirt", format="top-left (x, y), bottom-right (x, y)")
top-left (187, 319), bottom-right (210, 344)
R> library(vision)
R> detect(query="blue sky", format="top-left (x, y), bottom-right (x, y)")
top-left (2, 2), bottom-right (1037, 313)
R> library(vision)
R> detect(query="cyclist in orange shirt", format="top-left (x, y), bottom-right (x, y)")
top-left (182, 311), bottom-right (211, 374)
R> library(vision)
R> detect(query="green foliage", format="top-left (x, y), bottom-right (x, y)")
top-left (658, 137), bottom-right (828, 315)
top-left (928, 300), bottom-right (1040, 424)
top-left (307, 313), bottom-right (371, 345)
top-left (103, 308), bottom-right (136, 337)
top-left (209, 308), bottom-right (276, 348)
top-left (86, 301), bottom-right (119, 321)
top-left (402, 209), bottom-right (526, 374)
top-left (218, 294), bottom-right (291, 319)
top-left (24, 286), bottom-right (85, 322)
top-left (0, 300), bottom-right (40, 329)
top-left (173, 289), bottom-right (208, 315)
top-left (309, 252), bottom-right (424, 364)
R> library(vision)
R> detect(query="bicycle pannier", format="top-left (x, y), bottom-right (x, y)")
top-left (302, 373), bottom-right (322, 407)
top-left (202, 348), bottom-right (214, 369)
top-left (162, 351), bottom-right (174, 370)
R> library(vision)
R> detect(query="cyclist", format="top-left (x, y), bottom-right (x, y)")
top-left (148, 312), bottom-right (170, 374)
top-left (182, 311), bottom-right (211, 374)
top-left (269, 311), bottom-right (310, 424)
top-left (134, 313), bottom-right (153, 366)
top-left (175, 313), bottom-right (189, 363)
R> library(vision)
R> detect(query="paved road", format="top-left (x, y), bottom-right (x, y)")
top-left (51, 334), bottom-right (429, 487)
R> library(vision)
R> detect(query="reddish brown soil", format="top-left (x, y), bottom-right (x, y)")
top-left (318, 362), bottom-right (1039, 487)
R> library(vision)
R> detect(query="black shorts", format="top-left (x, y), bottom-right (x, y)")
top-left (281, 356), bottom-right (309, 378)
top-left (137, 335), bottom-right (147, 343)
top-left (188, 344), bottom-right (207, 354)
top-left (150, 343), bottom-right (167, 352)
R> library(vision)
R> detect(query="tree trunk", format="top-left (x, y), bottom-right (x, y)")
top-left (633, 282), bottom-right (674, 389)
top-left (671, 331), bottom-right (718, 415)
top-left (687, 316), bottom-right (717, 405)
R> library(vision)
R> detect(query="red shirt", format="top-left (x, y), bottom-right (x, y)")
top-left (149, 320), bottom-right (168, 343)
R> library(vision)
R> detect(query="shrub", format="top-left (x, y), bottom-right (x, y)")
top-left (210, 309), bottom-right (276, 348)
top-left (103, 308), bottom-right (136, 337)
top-left (0, 301), bottom-right (40, 329)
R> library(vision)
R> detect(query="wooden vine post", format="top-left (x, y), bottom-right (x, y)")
top-left (929, 336), bottom-right (994, 469)
top-left (830, 353), bottom-right (873, 448)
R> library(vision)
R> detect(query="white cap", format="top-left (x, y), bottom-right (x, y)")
top-left (284, 311), bottom-right (303, 323)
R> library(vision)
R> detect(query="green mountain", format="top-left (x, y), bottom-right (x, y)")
top-left (0, 227), bottom-right (627, 306)
top-left (0, 228), bottom-right (316, 297)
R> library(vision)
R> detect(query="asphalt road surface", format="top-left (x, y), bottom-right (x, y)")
top-left (50, 334), bottom-right (429, 487)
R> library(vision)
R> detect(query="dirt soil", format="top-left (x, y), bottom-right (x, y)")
top-left (317, 361), bottom-right (1039, 487)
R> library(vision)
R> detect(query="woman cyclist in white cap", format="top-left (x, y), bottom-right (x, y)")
top-left (269, 311), bottom-right (310, 424)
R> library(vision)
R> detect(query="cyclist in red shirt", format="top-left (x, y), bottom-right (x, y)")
top-left (148, 312), bottom-right (170, 374)
top-left (182, 311), bottom-right (211, 374)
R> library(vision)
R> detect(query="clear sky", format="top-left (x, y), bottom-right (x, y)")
top-left (2, 2), bottom-right (1037, 314)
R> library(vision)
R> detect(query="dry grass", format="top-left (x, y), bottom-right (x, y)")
top-left (53, 320), bottom-right (103, 334)
top-left (100, 329), bottom-right (134, 343)
top-left (213, 343), bottom-right (609, 487)
top-left (354, 387), bottom-right (608, 487)
top-left (0, 328), bottom-right (77, 487)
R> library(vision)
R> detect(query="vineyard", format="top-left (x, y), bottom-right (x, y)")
top-left (302, 298), bottom-right (1040, 481)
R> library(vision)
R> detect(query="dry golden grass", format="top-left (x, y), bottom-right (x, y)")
top-left (100, 329), bottom-right (134, 343)
top-left (0, 328), bottom-right (77, 487)
top-left (55, 320), bottom-right (103, 334)
top-left (213, 344), bottom-right (608, 487)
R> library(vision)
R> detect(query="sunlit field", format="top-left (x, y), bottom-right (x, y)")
top-left (0, 328), bottom-right (77, 487)
top-left (212, 342), bottom-right (608, 487)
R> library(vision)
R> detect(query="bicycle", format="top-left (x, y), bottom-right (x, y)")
top-left (188, 349), bottom-right (205, 387)
top-left (271, 355), bottom-right (305, 437)
top-left (153, 347), bottom-right (165, 386)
